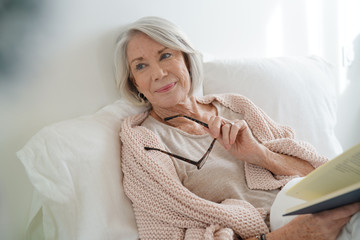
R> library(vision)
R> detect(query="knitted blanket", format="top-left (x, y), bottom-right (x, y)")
top-left (120, 94), bottom-right (328, 239)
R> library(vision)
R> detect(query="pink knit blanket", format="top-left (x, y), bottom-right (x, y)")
top-left (120, 94), bottom-right (328, 239)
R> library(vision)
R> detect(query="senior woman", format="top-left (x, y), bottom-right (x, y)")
top-left (115, 16), bottom-right (359, 240)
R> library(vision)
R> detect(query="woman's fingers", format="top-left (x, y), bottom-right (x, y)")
top-left (207, 116), bottom-right (244, 150)
top-left (317, 202), bottom-right (360, 220)
top-left (207, 117), bottom-right (257, 154)
top-left (207, 117), bottom-right (265, 165)
top-left (229, 120), bottom-right (245, 144)
top-left (221, 123), bottom-right (232, 149)
top-left (207, 115), bottom-right (222, 138)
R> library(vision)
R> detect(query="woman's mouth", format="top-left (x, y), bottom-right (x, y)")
top-left (155, 82), bottom-right (176, 93)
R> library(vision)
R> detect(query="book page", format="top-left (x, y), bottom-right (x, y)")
top-left (286, 143), bottom-right (360, 201)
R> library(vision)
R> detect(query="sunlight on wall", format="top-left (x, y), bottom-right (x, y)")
top-left (265, 1), bottom-right (324, 58)
top-left (305, 0), bottom-right (322, 56)
top-left (335, 0), bottom-right (360, 149)
top-left (337, 0), bottom-right (360, 95)
top-left (266, 5), bottom-right (283, 57)
top-left (264, 0), bottom-right (358, 96)
top-left (337, 0), bottom-right (349, 94)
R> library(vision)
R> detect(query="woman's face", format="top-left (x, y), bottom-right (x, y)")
top-left (126, 32), bottom-right (191, 108)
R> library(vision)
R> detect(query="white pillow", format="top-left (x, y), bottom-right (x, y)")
top-left (17, 99), bottom-right (147, 240)
top-left (203, 56), bottom-right (342, 158)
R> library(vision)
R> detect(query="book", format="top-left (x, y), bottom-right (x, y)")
top-left (283, 143), bottom-right (360, 216)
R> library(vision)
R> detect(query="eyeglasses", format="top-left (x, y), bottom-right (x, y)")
top-left (144, 114), bottom-right (216, 170)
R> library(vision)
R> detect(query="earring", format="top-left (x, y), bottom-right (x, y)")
top-left (138, 92), bottom-right (145, 101)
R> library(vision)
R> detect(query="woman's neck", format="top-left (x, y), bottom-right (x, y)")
top-left (151, 96), bottom-right (198, 119)
top-left (150, 96), bottom-right (217, 133)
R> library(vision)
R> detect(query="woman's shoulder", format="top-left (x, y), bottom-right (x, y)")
top-left (198, 93), bottom-right (257, 110)
top-left (198, 93), bottom-right (251, 102)
top-left (121, 111), bottom-right (150, 130)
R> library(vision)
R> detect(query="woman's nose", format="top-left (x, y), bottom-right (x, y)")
top-left (151, 63), bottom-right (167, 81)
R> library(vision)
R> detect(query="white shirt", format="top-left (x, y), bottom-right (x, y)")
top-left (142, 101), bottom-right (279, 225)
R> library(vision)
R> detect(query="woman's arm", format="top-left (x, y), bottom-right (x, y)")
top-left (259, 147), bottom-right (314, 176)
top-left (245, 202), bottom-right (360, 240)
top-left (207, 116), bottom-right (314, 176)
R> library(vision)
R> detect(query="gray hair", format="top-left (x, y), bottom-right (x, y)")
top-left (114, 16), bottom-right (203, 106)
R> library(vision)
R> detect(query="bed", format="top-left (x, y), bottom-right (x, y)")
top-left (17, 55), bottom-right (342, 239)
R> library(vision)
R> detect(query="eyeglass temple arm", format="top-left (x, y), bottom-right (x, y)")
top-left (144, 138), bottom-right (216, 170)
top-left (164, 114), bottom-right (209, 128)
top-left (144, 146), bottom-right (203, 166)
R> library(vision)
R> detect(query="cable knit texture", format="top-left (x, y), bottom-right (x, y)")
top-left (120, 94), bottom-right (328, 239)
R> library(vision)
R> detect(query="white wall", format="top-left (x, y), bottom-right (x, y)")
top-left (335, 0), bottom-right (360, 150)
top-left (0, 0), bottom-right (358, 239)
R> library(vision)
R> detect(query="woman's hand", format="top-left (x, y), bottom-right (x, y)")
top-left (266, 203), bottom-right (360, 240)
top-left (206, 116), bottom-right (266, 166)
top-left (206, 116), bottom-right (314, 176)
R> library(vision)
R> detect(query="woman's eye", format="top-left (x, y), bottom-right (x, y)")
top-left (135, 63), bottom-right (146, 71)
top-left (160, 53), bottom-right (172, 60)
